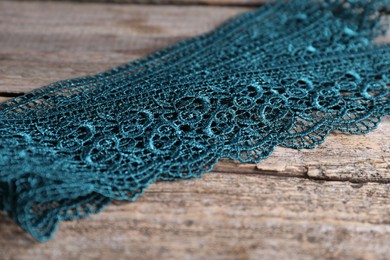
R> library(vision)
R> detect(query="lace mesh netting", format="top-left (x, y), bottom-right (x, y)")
top-left (0, 0), bottom-right (389, 242)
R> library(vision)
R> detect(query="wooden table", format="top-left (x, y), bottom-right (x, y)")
top-left (0, 1), bottom-right (389, 259)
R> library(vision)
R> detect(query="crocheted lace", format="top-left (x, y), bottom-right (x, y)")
top-left (0, 0), bottom-right (389, 242)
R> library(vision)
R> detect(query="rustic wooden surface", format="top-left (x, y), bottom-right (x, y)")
top-left (0, 1), bottom-right (389, 259)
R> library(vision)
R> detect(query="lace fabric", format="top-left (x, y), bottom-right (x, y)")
top-left (0, 0), bottom-right (389, 242)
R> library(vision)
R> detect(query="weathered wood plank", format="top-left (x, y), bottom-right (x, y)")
top-left (2, 171), bottom-right (390, 259)
top-left (216, 119), bottom-right (390, 182)
top-left (0, 1), bottom-right (389, 259)
top-left (0, 1), bottom-right (249, 93)
top-left (1, 1), bottom-right (388, 94)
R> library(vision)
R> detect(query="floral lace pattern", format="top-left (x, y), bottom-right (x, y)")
top-left (0, 0), bottom-right (389, 241)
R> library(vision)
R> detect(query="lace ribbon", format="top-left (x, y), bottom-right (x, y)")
top-left (0, 0), bottom-right (389, 242)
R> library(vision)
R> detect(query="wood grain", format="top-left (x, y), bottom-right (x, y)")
top-left (2, 154), bottom-right (390, 259)
top-left (0, 1), bottom-right (248, 94)
top-left (0, 1), bottom-right (389, 259)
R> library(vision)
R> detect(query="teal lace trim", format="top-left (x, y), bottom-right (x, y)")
top-left (0, 0), bottom-right (389, 242)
